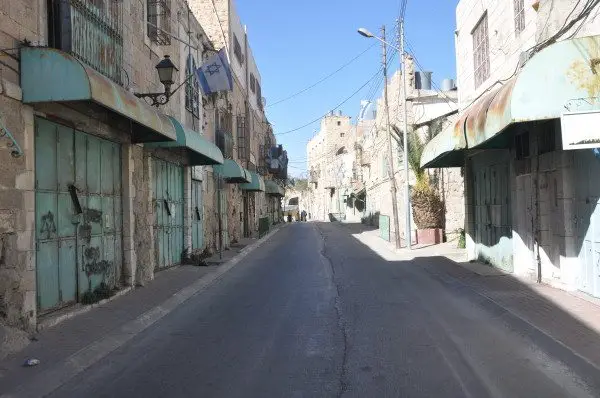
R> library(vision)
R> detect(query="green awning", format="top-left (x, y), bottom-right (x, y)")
top-left (421, 35), bottom-right (600, 168)
top-left (265, 180), bottom-right (285, 197)
top-left (241, 172), bottom-right (266, 192)
top-left (20, 47), bottom-right (177, 143)
top-left (214, 160), bottom-right (251, 183)
top-left (145, 117), bottom-right (224, 165)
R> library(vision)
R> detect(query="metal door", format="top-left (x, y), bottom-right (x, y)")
top-left (219, 186), bottom-right (229, 246)
top-left (242, 192), bottom-right (249, 237)
top-left (152, 158), bottom-right (184, 269)
top-left (191, 179), bottom-right (203, 250)
top-left (472, 162), bottom-right (513, 271)
top-left (35, 118), bottom-right (122, 312)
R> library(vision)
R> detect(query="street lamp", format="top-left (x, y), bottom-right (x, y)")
top-left (358, 24), bottom-right (412, 250)
top-left (357, 28), bottom-right (401, 51)
top-left (134, 55), bottom-right (179, 107)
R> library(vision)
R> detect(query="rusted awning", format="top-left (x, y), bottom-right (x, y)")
top-left (20, 47), bottom-right (177, 143)
top-left (213, 160), bottom-right (251, 183)
top-left (145, 117), bottom-right (224, 165)
top-left (265, 180), bottom-right (285, 197)
top-left (422, 35), bottom-right (600, 168)
top-left (241, 172), bottom-right (266, 192)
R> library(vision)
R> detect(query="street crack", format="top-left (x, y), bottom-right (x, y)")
top-left (315, 224), bottom-right (349, 398)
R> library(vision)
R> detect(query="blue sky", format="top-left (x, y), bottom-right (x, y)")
top-left (236, 0), bottom-right (458, 177)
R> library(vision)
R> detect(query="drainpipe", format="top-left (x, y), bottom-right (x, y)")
top-left (534, 128), bottom-right (542, 283)
top-left (217, 176), bottom-right (223, 260)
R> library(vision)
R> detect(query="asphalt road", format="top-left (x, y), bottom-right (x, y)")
top-left (48, 223), bottom-right (600, 398)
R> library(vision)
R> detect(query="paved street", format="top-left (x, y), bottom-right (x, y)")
top-left (40, 223), bottom-right (600, 397)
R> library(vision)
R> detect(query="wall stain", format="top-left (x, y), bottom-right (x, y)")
top-left (40, 211), bottom-right (56, 239)
top-left (82, 246), bottom-right (112, 277)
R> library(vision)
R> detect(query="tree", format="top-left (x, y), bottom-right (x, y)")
top-left (392, 122), bottom-right (444, 230)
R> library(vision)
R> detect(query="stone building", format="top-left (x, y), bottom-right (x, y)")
top-left (307, 111), bottom-right (357, 222)
top-left (0, 0), bottom-right (285, 354)
top-left (190, 0), bottom-right (285, 241)
top-left (353, 59), bottom-right (463, 244)
top-left (306, 60), bottom-right (464, 243)
top-left (422, 0), bottom-right (600, 294)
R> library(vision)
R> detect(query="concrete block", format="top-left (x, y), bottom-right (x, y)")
top-left (15, 170), bottom-right (34, 190)
top-left (0, 210), bottom-right (16, 233)
top-left (21, 267), bottom-right (35, 291)
top-left (2, 78), bottom-right (22, 101)
top-left (16, 210), bottom-right (35, 232)
top-left (16, 230), bottom-right (33, 251)
top-left (23, 289), bottom-right (36, 317)
top-left (22, 190), bottom-right (34, 211)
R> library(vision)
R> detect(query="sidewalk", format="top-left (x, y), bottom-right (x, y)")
top-left (0, 225), bottom-right (285, 397)
top-left (348, 222), bottom-right (600, 371)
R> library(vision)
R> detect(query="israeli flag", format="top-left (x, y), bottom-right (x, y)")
top-left (196, 49), bottom-right (233, 95)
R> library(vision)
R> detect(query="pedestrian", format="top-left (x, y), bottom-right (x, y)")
top-left (301, 210), bottom-right (307, 222)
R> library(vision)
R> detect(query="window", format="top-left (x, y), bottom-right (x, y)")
top-left (237, 115), bottom-right (248, 161)
top-left (250, 74), bottom-right (256, 93)
top-left (256, 82), bottom-right (262, 109)
top-left (514, 0), bottom-right (526, 35)
top-left (185, 54), bottom-right (200, 117)
top-left (233, 35), bottom-right (244, 65)
top-left (337, 121), bottom-right (341, 126)
top-left (147, 0), bottom-right (171, 45)
top-left (472, 13), bottom-right (490, 88)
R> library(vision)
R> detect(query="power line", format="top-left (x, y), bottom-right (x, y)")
top-left (275, 68), bottom-right (384, 136)
top-left (267, 44), bottom-right (376, 108)
top-left (209, 0), bottom-right (229, 52)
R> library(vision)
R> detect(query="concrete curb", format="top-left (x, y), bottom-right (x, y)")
top-left (2, 224), bottom-right (286, 398)
top-left (37, 287), bottom-right (133, 332)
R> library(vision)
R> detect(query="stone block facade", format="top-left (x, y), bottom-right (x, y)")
top-left (0, 0), bottom-right (281, 344)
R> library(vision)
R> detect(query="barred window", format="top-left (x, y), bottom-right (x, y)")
top-left (185, 54), bottom-right (200, 117)
top-left (250, 74), bottom-right (256, 93)
top-left (147, 0), bottom-right (171, 45)
top-left (472, 13), bottom-right (490, 88)
top-left (233, 35), bottom-right (244, 65)
top-left (514, 0), bottom-right (526, 35)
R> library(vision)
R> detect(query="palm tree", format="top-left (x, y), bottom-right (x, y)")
top-left (392, 123), bottom-right (444, 230)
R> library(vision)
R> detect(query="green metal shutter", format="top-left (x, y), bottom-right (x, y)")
top-left (152, 158), bottom-right (184, 269)
top-left (191, 179), bottom-right (203, 250)
top-left (35, 118), bottom-right (122, 312)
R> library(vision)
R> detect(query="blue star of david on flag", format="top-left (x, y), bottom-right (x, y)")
top-left (195, 49), bottom-right (233, 95)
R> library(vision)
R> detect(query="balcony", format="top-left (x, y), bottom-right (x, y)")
top-left (216, 129), bottom-right (234, 159)
top-left (267, 145), bottom-right (288, 180)
top-left (49, 0), bottom-right (124, 85)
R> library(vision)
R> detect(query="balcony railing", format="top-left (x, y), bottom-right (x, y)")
top-left (49, 0), bottom-right (124, 85)
top-left (216, 129), bottom-right (234, 159)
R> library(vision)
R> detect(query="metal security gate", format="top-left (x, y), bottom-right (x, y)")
top-left (191, 179), bottom-right (204, 250)
top-left (35, 118), bottom-right (122, 312)
top-left (218, 185), bottom-right (229, 247)
top-left (472, 161), bottom-right (513, 272)
top-left (152, 158), bottom-right (184, 269)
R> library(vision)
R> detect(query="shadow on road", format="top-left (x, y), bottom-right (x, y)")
top-left (313, 221), bottom-right (600, 396)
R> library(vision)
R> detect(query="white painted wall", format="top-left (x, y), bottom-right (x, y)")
top-left (228, 2), bottom-right (246, 91)
top-left (455, 0), bottom-right (538, 109)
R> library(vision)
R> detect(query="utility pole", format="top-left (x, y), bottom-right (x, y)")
top-left (381, 25), bottom-right (401, 250)
top-left (399, 20), bottom-right (412, 249)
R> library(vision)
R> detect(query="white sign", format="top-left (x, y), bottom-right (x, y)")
top-left (561, 110), bottom-right (600, 150)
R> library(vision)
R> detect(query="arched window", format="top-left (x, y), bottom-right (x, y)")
top-left (185, 54), bottom-right (200, 117)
